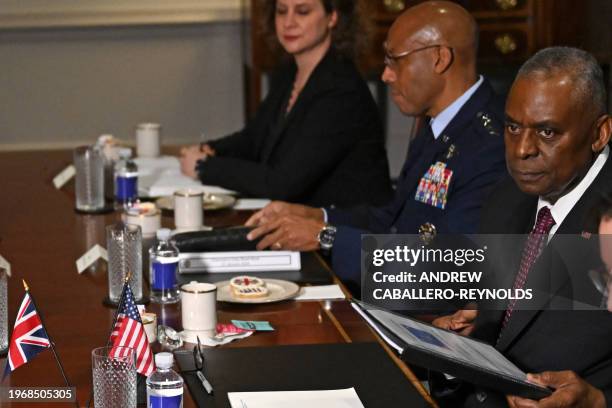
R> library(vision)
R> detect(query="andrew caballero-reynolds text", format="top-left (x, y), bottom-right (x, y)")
top-left (368, 245), bottom-right (533, 301)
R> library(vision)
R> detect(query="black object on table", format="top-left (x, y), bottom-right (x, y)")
top-left (174, 342), bottom-right (429, 408)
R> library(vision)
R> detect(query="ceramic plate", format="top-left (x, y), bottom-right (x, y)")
top-left (216, 279), bottom-right (300, 304)
top-left (155, 193), bottom-right (236, 211)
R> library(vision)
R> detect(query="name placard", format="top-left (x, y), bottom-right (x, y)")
top-left (76, 245), bottom-right (108, 274)
top-left (178, 251), bottom-right (301, 274)
top-left (52, 165), bottom-right (76, 189)
top-left (0, 254), bottom-right (11, 277)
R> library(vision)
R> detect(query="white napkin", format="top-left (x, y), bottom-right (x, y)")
top-left (295, 285), bottom-right (346, 301)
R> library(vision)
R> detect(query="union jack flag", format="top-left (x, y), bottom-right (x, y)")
top-left (4, 292), bottom-right (51, 377)
top-left (109, 283), bottom-right (154, 376)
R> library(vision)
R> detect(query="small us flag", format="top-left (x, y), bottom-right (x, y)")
top-left (4, 293), bottom-right (51, 377)
top-left (109, 283), bottom-right (154, 376)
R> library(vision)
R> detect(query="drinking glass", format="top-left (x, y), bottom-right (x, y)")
top-left (74, 146), bottom-right (105, 212)
top-left (92, 346), bottom-right (137, 408)
top-left (106, 223), bottom-right (143, 303)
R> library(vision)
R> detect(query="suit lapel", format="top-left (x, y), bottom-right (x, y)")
top-left (496, 154), bottom-right (612, 351)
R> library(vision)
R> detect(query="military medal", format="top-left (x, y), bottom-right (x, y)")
top-left (414, 161), bottom-right (453, 209)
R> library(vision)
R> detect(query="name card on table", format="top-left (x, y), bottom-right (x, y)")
top-left (178, 251), bottom-right (301, 274)
top-left (0, 254), bottom-right (11, 277)
top-left (53, 165), bottom-right (76, 189)
top-left (76, 245), bottom-right (108, 274)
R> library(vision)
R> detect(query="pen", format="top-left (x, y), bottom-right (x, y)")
top-left (196, 370), bottom-right (214, 395)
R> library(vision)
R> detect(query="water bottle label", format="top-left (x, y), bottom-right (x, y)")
top-left (116, 175), bottom-right (138, 201)
top-left (152, 261), bottom-right (178, 290)
top-left (148, 395), bottom-right (182, 408)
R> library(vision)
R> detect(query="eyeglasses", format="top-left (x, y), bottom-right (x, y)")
top-left (383, 43), bottom-right (452, 69)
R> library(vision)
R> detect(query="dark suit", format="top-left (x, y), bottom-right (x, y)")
top-left (434, 153), bottom-right (612, 407)
top-left (196, 49), bottom-right (392, 208)
top-left (326, 79), bottom-right (507, 292)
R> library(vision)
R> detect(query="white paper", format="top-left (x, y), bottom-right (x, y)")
top-left (351, 302), bottom-right (404, 355)
top-left (228, 388), bottom-right (365, 408)
top-left (233, 199), bottom-right (271, 210)
top-left (0, 254), bottom-right (11, 277)
top-left (295, 285), bottom-right (345, 301)
top-left (52, 164), bottom-right (76, 189)
top-left (135, 155), bottom-right (236, 197)
top-left (76, 244), bottom-right (108, 274)
top-left (179, 251), bottom-right (301, 273)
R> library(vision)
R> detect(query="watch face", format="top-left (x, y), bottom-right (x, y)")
top-left (319, 226), bottom-right (336, 248)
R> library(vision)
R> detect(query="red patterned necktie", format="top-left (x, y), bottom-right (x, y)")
top-left (500, 206), bottom-right (556, 333)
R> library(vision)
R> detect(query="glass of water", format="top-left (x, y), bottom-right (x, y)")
top-left (106, 223), bottom-right (143, 303)
top-left (74, 146), bottom-right (105, 212)
top-left (92, 346), bottom-right (137, 408)
top-left (0, 267), bottom-right (8, 354)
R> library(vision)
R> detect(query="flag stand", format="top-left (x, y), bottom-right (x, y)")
top-left (86, 272), bottom-right (146, 408)
top-left (22, 280), bottom-right (79, 408)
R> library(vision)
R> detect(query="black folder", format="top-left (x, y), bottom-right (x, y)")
top-left (174, 343), bottom-right (429, 408)
top-left (352, 301), bottom-right (552, 400)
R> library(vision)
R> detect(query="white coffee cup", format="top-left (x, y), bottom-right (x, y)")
top-left (136, 123), bottom-right (161, 158)
top-left (173, 189), bottom-right (204, 231)
top-left (123, 203), bottom-right (161, 239)
top-left (180, 281), bottom-right (217, 336)
top-left (141, 312), bottom-right (157, 343)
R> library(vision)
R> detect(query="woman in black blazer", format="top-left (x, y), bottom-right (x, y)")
top-left (180, 0), bottom-right (392, 208)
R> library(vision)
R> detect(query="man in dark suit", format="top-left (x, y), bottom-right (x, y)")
top-left (244, 1), bottom-right (507, 293)
top-left (433, 47), bottom-right (612, 407)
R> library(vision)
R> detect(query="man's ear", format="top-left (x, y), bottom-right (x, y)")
top-left (592, 114), bottom-right (612, 152)
top-left (433, 46), bottom-right (453, 74)
top-left (328, 10), bottom-right (338, 29)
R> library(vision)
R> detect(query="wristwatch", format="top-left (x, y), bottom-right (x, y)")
top-left (317, 224), bottom-right (337, 250)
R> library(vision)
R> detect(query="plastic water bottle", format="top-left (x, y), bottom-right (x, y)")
top-left (114, 148), bottom-right (138, 210)
top-left (149, 229), bottom-right (180, 304)
top-left (146, 352), bottom-right (184, 408)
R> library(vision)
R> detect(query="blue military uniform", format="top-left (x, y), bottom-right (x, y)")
top-left (326, 79), bottom-right (507, 293)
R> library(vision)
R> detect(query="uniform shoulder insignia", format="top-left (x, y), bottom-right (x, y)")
top-left (477, 111), bottom-right (500, 136)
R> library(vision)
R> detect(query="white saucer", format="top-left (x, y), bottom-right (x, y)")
top-left (179, 329), bottom-right (215, 344)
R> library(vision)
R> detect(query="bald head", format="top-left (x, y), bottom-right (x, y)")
top-left (388, 1), bottom-right (478, 63)
top-left (382, 1), bottom-right (479, 117)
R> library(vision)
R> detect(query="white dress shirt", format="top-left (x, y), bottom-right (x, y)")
top-left (536, 145), bottom-right (610, 238)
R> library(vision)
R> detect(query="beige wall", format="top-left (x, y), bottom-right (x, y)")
top-left (0, 21), bottom-right (415, 177)
top-left (0, 22), bottom-right (245, 149)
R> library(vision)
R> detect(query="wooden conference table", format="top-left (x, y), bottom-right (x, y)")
top-left (0, 150), bottom-right (435, 407)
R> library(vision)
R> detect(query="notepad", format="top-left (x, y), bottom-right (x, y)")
top-left (227, 388), bottom-right (365, 408)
